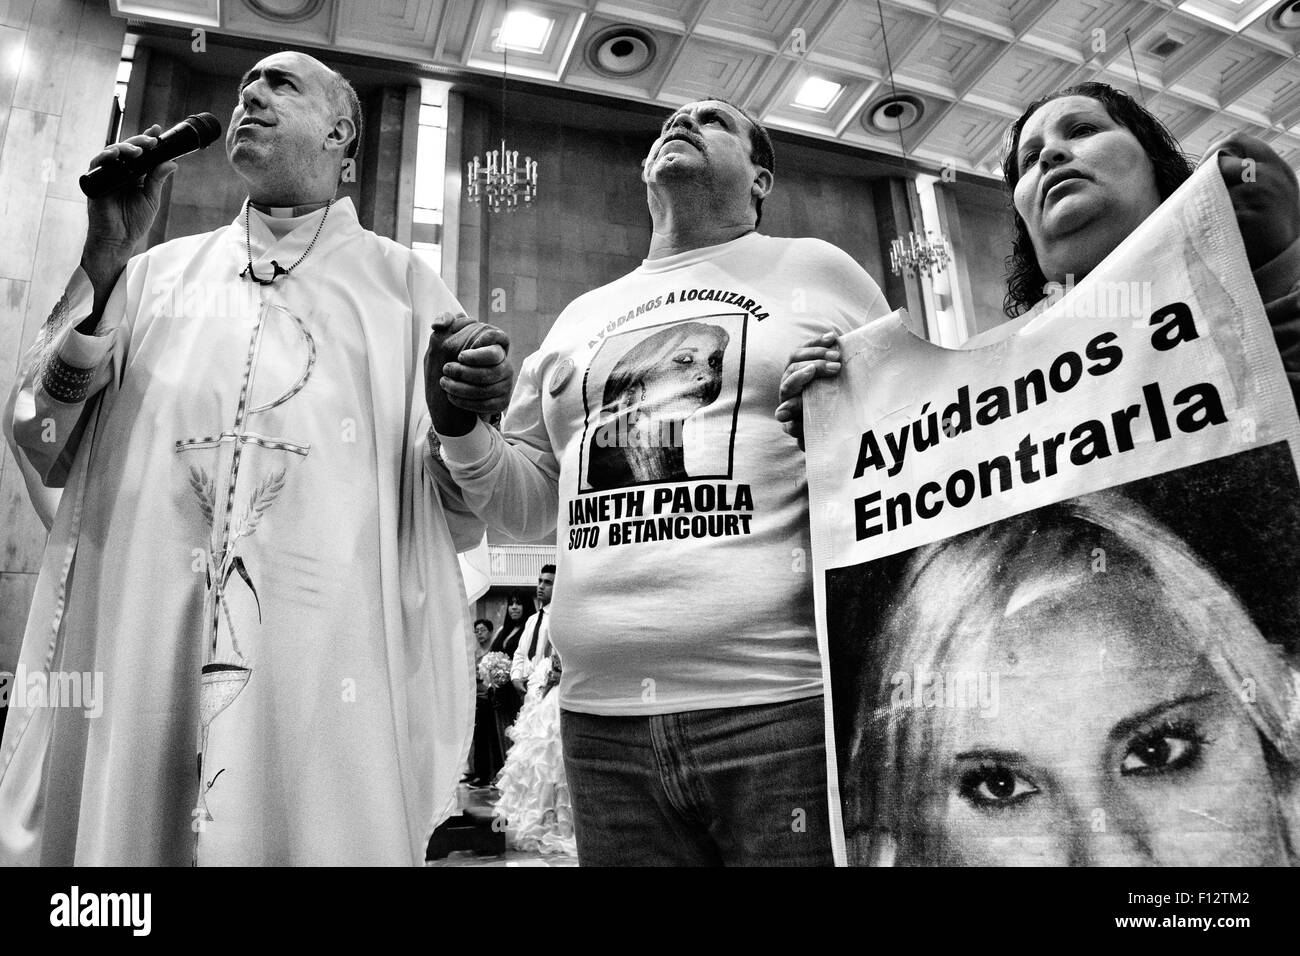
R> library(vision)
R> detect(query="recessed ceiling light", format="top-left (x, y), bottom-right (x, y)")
top-left (864, 94), bottom-right (924, 133)
top-left (244, 0), bottom-right (324, 23)
top-left (586, 25), bottom-right (658, 77)
top-left (793, 77), bottom-right (843, 112)
top-left (500, 10), bottom-right (554, 53)
top-left (1268, 0), bottom-right (1300, 32)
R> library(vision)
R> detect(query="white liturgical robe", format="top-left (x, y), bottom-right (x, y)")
top-left (0, 198), bottom-right (480, 865)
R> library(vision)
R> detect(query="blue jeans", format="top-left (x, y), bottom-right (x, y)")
top-left (560, 695), bottom-right (833, 866)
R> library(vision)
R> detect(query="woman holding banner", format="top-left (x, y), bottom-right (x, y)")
top-left (781, 81), bottom-right (1300, 868)
top-left (840, 491), bottom-right (1300, 867)
top-left (998, 82), bottom-right (1299, 401)
top-left (1005, 82), bottom-right (1297, 303)
top-left (776, 82), bottom-right (1299, 438)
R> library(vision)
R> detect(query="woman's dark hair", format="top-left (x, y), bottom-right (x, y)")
top-left (1001, 82), bottom-right (1194, 317)
top-left (491, 589), bottom-right (536, 652)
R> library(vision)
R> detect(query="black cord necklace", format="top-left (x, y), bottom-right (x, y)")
top-left (240, 198), bottom-right (333, 284)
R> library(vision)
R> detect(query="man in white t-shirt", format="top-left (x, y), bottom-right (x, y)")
top-left (511, 565), bottom-right (555, 695)
top-left (426, 98), bottom-right (890, 864)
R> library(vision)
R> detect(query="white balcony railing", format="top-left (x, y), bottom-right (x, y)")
top-left (485, 543), bottom-right (557, 587)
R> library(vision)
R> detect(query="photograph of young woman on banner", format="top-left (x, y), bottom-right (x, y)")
top-left (830, 452), bottom-right (1300, 867)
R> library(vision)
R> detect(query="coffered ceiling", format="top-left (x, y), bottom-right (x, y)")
top-left (110, 0), bottom-right (1300, 179)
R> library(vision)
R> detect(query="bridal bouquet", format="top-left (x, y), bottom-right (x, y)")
top-left (542, 652), bottom-right (563, 695)
top-left (477, 651), bottom-right (512, 688)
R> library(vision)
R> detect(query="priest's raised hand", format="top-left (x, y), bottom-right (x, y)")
top-left (79, 124), bottom-right (178, 330)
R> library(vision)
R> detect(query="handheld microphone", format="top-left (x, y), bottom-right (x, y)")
top-left (79, 113), bottom-right (222, 199)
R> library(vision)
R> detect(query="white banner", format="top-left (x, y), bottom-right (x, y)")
top-left (806, 160), bottom-right (1300, 867)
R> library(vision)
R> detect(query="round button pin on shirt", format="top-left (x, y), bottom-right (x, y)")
top-left (549, 358), bottom-right (576, 396)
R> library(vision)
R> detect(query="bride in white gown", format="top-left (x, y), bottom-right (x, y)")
top-left (492, 651), bottom-right (577, 857)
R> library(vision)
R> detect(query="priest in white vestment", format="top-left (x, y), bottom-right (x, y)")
top-left (0, 51), bottom-right (512, 865)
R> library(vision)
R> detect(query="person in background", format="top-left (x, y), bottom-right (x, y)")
top-left (488, 589), bottom-right (535, 744)
top-left (491, 591), bottom-right (535, 657)
top-left (493, 576), bottom-right (574, 857)
top-left (473, 619), bottom-right (495, 656)
top-left (464, 618), bottom-right (503, 788)
top-left (511, 567), bottom-right (555, 698)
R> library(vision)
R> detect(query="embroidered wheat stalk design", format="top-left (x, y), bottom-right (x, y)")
top-left (188, 466), bottom-right (215, 526)
top-left (236, 468), bottom-right (286, 539)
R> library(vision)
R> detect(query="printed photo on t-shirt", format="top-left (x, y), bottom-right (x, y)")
top-left (577, 313), bottom-right (747, 492)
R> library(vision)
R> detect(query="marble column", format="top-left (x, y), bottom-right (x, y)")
top-left (0, 0), bottom-right (124, 671)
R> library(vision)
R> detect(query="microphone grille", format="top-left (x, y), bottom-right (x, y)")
top-left (187, 112), bottom-right (223, 146)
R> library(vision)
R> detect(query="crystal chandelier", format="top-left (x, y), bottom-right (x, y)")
top-left (890, 230), bottom-right (950, 278)
top-left (876, 0), bottom-right (949, 278)
top-left (467, 3), bottom-right (539, 212)
top-left (467, 140), bottom-right (537, 211)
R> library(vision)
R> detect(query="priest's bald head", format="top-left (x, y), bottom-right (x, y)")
top-left (227, 51), bottom-right (361, 206)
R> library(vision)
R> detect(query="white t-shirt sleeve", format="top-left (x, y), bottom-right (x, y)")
top-left (800, 238), bottom-right (893, 335)
top-left (436, 347), bottom-right (562, 540)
